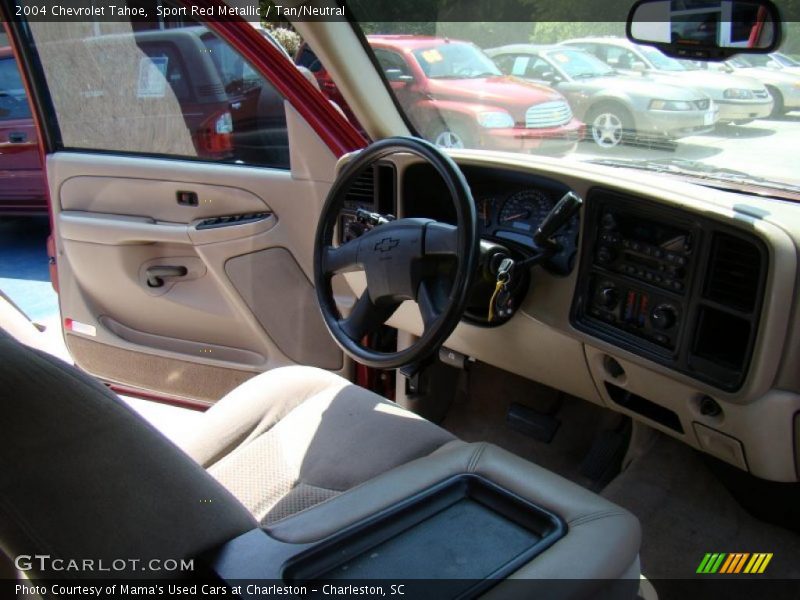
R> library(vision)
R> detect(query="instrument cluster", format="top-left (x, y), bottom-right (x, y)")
top-left (475, 187), bottom-right (580, 274)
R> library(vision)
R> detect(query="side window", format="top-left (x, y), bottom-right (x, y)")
top-left (296, 46), bottom-right (323, 73)
top-left (493, 54), bottom-right (517, 74)
top-left (0, 56), bottom-right (32, 121)
top-left (373, 49), bottom-right (411, 77)
top-left (605, 46), bottom-right (639, 69)
top-left (517, 56), bottom-right (552, 79)
top-left (572, 43), bottom-right (601, 60)
top-left (21, 18), bottom-right (290, 169)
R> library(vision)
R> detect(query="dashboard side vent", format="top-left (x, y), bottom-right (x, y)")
top-left (344, 166), bottom-right (375, 206)
top-left (703, 232), bottom-right (762, 313)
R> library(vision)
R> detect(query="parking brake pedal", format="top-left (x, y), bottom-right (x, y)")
top-left (506, 402), bottom-right (561, 443)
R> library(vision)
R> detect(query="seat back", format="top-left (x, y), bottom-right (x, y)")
top-left (0, 328), bottom-right (256, 579)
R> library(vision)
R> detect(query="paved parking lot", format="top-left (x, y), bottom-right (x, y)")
top-left (572, 111), bottom-right (800, 185)
top-left (0, 216), bottom-right (58, 323)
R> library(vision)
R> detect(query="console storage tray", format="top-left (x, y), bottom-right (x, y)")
top-left (284, 474), bottom-right (565, 589)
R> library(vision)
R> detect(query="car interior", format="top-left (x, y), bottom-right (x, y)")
top-left (1, 1), bottom-right (799, 599)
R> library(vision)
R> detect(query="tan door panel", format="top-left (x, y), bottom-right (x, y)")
top-left (49, 108), bottom-right (347, 402)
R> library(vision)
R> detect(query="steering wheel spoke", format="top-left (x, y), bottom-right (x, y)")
top-left (417, 279), bottom-right (443, 332)
top-left (340, 292), bottom-right (399, 342)
top-left (323, 241), bottom-right (362, 275)
top-left (424, 222), bottom-right (459, 257)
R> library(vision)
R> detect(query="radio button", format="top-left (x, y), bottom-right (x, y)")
top-left (596, 246), bottom-right (615, 264)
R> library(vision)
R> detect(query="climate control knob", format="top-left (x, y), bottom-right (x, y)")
top-left (651, 304), bottom-right (678, 330)
top-left (596, 285), bottom-right (619, 309)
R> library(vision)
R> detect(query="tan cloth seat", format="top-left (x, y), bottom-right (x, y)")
top-left (179, 366), bottom-right (456, 525)
top-left (0, 327), bottom-right (640, 589)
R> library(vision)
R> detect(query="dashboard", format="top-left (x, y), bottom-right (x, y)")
top-left (337, 151), bottom-right (800, 483)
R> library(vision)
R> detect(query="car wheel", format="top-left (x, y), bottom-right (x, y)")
top-left (767, 86), bottom-right (784, 117)
top-left (587, 105), bottom-right (633, 149)
top-left (428, 121), bottom-right (473, 149)
top-left (731, 119), bottom-right (754, 125)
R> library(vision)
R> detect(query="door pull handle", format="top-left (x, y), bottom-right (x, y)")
top-left (146, 266), bottom-right (188, 288)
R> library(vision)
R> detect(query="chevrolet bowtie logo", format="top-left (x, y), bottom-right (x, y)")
top-left (374, 237), bottom-right (400, 253)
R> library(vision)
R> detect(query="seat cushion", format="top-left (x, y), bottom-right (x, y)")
top-left (179, 366), bottom-right (456, 524)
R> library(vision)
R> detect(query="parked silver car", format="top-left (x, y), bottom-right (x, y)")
top-left (744, 52), bottom-right (800, 75)
top-left (562, 37), bottom-right (773, 125)
top-left (486, 45), bottom-right (717, 148)
top-left (719, 56), bottom-right (800, 116)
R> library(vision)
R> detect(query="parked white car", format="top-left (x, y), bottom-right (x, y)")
top-left (562, 37), bottom-right (774, 125)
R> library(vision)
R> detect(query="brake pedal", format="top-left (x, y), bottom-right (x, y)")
top-left (580, 424), bottom-right (630, 485)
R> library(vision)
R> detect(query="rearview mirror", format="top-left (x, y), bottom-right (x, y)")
top-left (627, 0), bottom-right (782, 60)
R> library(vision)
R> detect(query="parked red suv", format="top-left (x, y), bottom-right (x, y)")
top-left (298, 36), bottom-right (584, 155)
top-left (0, 25), bottom-right (297, 217)
top-left (0, 45), bottom-right (46, 215)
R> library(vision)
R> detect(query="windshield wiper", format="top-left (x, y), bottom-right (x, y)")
top-left (587, 158), bottom-right (800, 198)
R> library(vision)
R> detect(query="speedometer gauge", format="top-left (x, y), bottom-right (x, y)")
top-left (498, 190), bottom-right (552, 231)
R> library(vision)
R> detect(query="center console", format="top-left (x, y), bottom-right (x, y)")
top-left (572, 189), bottom-right (767, 392)
top-left (204, 442), bottom-right (641, 598)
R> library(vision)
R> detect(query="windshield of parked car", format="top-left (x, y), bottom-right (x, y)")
top-left (728, 56), bottom-right (753, 68)
top-left (547, 49), bottom-right (615, 79)
top-left (341, 8), bottom-right (800, 195)
top-left (771, 52), bottom-right (800, 67)
top-left (412, 42), bottom-right (502, 79)
top-left (637, 46), bottom-right (687, 71)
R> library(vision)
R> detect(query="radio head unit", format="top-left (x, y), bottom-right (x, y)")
top-left (572, 189), bottom-right (766, 392)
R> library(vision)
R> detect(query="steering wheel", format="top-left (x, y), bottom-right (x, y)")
top-left (314, 136), bottom-right (478, 369)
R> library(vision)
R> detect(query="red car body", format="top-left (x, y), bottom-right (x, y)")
top-left (0, 46), bottom-right (46, 215)
top-left (298, 36), bottom-right (584, 154)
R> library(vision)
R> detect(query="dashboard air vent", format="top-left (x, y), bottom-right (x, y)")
top-left (344, 166), bottom-right (375, 206)
top-left (704, 233), bottom-right (762, 312)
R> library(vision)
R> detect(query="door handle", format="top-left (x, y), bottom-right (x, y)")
top-left (8, 131), bottom-right (27, 143)
top-left (146, 265), bottom-right (188, 288)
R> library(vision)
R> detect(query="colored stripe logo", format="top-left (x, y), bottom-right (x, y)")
top-left (697, 553), bottom-right (773, 574)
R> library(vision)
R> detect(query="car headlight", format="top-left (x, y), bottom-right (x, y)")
top-left (649, 99), bottom-right (692, 111)
top-left (723, 88), bottom-right (754, 99)
top-left (477, 111), bottom-right (515, 128)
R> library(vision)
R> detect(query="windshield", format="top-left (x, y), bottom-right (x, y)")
top-left (771, 52), bottom-right (800, 67)
top-left (412, 42), bottom-right (501, 79)
top-left (340, 13), bottom-right (800, 194)
top-left (637, 46), bottom-right (687, 71)
top-left (548, 50), bottom-right (615, 79)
